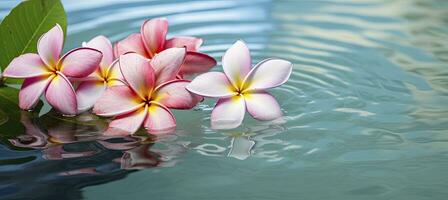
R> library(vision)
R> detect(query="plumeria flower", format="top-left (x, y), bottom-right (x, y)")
top-left (93, 50), bottom-right (202, 135)
top-left (114, 18), bottom-right (216, 78)
top-left (2, 24), bottom-right (102, 115)
top-left (187, 40), bottom-right (293, 129)
top-left (76, 35), bottom-right (125, 113)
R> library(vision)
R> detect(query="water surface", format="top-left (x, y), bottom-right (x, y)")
top-left (1, 0), bottom-right (448, 199)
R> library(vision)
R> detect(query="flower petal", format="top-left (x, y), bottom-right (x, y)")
top-left (83, 35), bottom-right (114, 70)
top-left (222, 40), bottom-right (252, 89)
top-left (164, 36), bottom-right (202, 51)
top-left (180, 51), bottom-right (216, 75)
top-left (19, 75), bottom-right (53, 110)
top-left (242, 58), bottom-right (292, 91)
top-left (144, 103), bottom-right (176, 133)
top-left (107, 106), bottom-right (148, 135)
top-left (245, 91), bottom-right (282, 120)
top-left (119, 53), bottom-right (155, 99)
top-left (141, 18), bottom-right (168, 57)
top-left (114, 33), bottom-right (150, 58)
top-left (154, 80), bottom-right (202, 109)
top-left (93, 85), bottom-right (144, 117)
top-left (211, 95), bottom-right (246, 129)
top-left (59, 47), bottom-right (103, 78)
top-left (106, 59), bottom-right (125, 86)
top-left (3, 53), bottom-right (51, 78)
top-left (76, 80), bottom-right (107, 113)
top-left (186, 72), bottom-right (236, 98)
top-left (38, 24), bottom-right (63, 67)
top-left (150, 47), bottom-right (186, 86)
top-left (45, 73), bottom-right (77, 115)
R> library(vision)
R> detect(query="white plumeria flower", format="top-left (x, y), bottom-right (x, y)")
top-left (187, 40), bottom-right (292, 129)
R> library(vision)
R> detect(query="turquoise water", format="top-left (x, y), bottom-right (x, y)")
top-left (1, 0), bottom-right (448, 199)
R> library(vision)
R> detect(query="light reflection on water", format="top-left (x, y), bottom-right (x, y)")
top-left (1, 0), bottom-right (448, 199)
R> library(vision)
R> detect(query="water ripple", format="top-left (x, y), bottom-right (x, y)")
top-left (1, 0), bottom-right (448, 199)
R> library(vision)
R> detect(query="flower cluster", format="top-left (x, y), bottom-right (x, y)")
top-left (3, 18), bottom-right (292, 135)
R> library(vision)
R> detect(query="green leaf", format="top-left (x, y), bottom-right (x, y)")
top-left (0, 0), bottom-right (67, 72)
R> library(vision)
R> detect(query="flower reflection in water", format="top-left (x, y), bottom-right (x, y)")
top-left (192, 125), bottom-right (291, 161)
top-left (3, 111), bottom-right (298, 199)
top-left (8, 111), bottom-right (178, 171)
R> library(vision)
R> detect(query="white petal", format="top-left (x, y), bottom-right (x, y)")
top-left (245, 91), bottom-right (282, 120)
top-left (211, 95), bottom-right (246, 129)
top-left (243, 59), bottom-right (292, 92)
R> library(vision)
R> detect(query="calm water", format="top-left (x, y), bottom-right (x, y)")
top-left (1, 0), bottom-right (448, 199)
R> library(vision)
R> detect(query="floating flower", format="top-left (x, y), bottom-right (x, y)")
top-left (187, 40), bottom-right (293, 129)
top-left (93, 50), bottom-right (202, 135)
top-left (114, 18), bottom-right (216, 77)
top-left (76, 36), bottom-right (125, 113)
top-left (2, 24), bottom-right (102, 115)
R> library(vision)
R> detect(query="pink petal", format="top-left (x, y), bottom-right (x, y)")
top-left (153, 80), bottom-right (202, 109)
top-left (119, 53), bottom-right (155, 99)
top-left (107, 106), bottom-right (148, 135)
top-left (84, 70), bottom-right (104, 82)
top-left (37, 24), bottom-right (64, 67)
top-left (59, 47), bottom-right (103, 78)
top-left (150, 47), bottom-right (186, 86)
top-left (242, 59), bottom-right (292, 91)
top-left (245, 91), bottom-right (282, 120)
top-left (114, 33), bottom-right (150, 58)
top-left (76, 80), bottom-right (107, 113)
top-left (141, 18), bottom-right (168, 57)
top-left (186, 72), bottom-right (236, 98)
top-left (106, 59), bottom-right (125, 86)
top-left (222, 40), bottom-right (252, 89)
top-left (144, 103), bottom-right (176, 133)
top-left (19, 75), bottom-right (53, 110)
top-left (82, 35), bottom-right (114, 70)
top-left (93, 86), bottom-right (144, 117)
top-left (180, 51), bottom-right (216, 75)
top-left (211, 95), bottom-right (246, 129)
top-left (164, 36), bottom-right (203, 51)
top-left (45, 73), bottom-right (77, 115)
top-left (3, 53), bottom-right (51, 78)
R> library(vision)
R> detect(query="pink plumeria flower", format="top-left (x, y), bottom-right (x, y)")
top-left (93, 50), bottom-right (202, 135)
top-left (76, 35), bottom-right (125, 113)
top-left (114, 18), bottom-right (217, 77)
top-left (187, 40), bottom-right (293, 129)
top-left (2, 24), bottom-right (102, 115)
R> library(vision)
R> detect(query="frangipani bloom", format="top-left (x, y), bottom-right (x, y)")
top-left (114, 18), bottom-right (216, 77)
top-left (93, 50), bottom-right (202, 135)
top-left (76, 36), bottom-right (124, 112)
top-left (2, 24), bottom-right (102, 115)
top-left (187, 40), bottom-right (293, 129)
